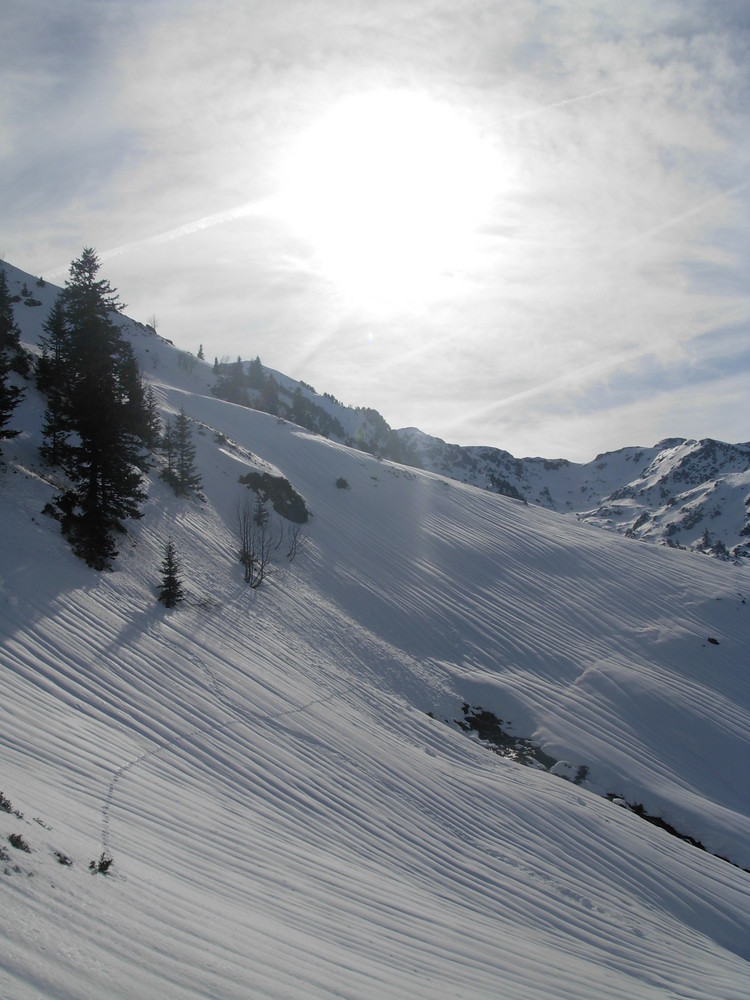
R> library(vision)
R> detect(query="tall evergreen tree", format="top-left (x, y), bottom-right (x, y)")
top-left (37, 298), bottom-right (70, 466)
top-left (247, 355), bottom-right (264, 390)
top-left (0, 267), bottom-right (31, 377)
top-left (0, 269), bottom-right (24, 453)
top-left (142, 385), bottom-right (162, 451)
top-left (225, 356), bottom-right (247, 404)
top-left (173, 408), bottom-right (202, 496)
top-left (161, 409), bottom-right (201, 497)
top-left (0, 346), bottom-right (22, 454)
top-left (161, 418), bottom-right (176, 486)
top-left (47, 248), bottom-right (148, 569)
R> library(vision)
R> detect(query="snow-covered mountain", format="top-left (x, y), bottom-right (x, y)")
top-left (396, 428), bottom-right (750, 560)
top-left (214, 344), bottom-right (749, 561)
top-left (1, 260), bottom-right (749, 998)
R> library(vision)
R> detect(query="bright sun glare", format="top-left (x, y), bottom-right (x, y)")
top-left (278, 90), bottom-right (501, 310)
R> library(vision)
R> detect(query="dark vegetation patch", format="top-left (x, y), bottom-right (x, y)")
top-left (607, 795), bottom-right (750, 873)
top-left (1, 794), bottom-right (102, 879)
top-left (238, 471), bottom-right (309, 523)
top-left (0, 791), bottom-right (23, 818)
top-left (89, 852), bottom-right (114, 874)
top-left (212, 358), bottom-right (423, 464)
top-left (455, 704), bottom-right (578, 776)
top-left (487, 473), bottom-right (528, 504)
top-left (8, 833), bottom-right (30, 852)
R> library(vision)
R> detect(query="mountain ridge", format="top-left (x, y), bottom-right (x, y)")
top-left (0, 255), bottom-right (749, 997)
top-left (3, 257), bottom-right (748, 561)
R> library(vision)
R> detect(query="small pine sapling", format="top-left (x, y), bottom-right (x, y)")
top-left (158, 538), bottom-right (185, 607)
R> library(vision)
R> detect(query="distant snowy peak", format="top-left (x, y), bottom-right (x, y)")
top-left (396, 430), bottom-right (750, 560)
top-left (592, 438), bottom-right (750, 558)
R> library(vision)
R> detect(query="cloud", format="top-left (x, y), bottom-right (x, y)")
top-left (2, 0), bottom-right (748, 458)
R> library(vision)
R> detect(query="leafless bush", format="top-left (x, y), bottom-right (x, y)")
top-left (236, 496), bottom-right (274, 588)
top-left (236, 496), bottom-right (306, 585)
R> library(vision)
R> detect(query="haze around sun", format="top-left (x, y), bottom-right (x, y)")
top-left (275, 90), bottom-right (505, 310)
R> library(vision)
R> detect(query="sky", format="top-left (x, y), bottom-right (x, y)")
top-left (2, 0), bottom-right (749, 461)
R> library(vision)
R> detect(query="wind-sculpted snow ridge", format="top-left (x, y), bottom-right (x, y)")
top-left (1, 260), bottom-right (749, 998)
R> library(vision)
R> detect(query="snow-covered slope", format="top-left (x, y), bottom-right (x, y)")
top-left (1, 262), bottom-right (749, 998)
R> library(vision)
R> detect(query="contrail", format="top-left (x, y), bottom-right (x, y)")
top-left (499, 82), bottom-right (636, 123)
top-left (43, 196), bottom-right (279, 278)
top-left (469, 293), bottom-right (750, 424)
top-left (98, 197), bottom-right (278, 262)
top-left (616, 180), bottom-right (749, 251)
top-left (474, 345), bottom-right (653, 417)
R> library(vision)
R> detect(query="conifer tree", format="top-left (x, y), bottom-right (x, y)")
top-left (0, 267), bottom-right (31, 377)
top-left (158, 538), bottom-right (184, 607)
top-left (0, 269), bottom-right (25, 453)
top-left (225, 356), bottom-right (247, 404)
top-left (161, 418), bottom-right (176, 488)
top-left (173, 407), bottom-right (202, 496)
top-left (247, 355), bottom-right (264, 390)
top-left (161, 409), bottom-right (202, 497)
top-left (142, 385), bottom-right (162, 450)
top-left (0, 347), bottom-right (22, 454)
top-left (45, 248), bottom-right (149, 569)
top-left (37, 298), bottom-right (69, 466)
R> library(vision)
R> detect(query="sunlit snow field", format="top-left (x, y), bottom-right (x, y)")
top-left (1, 266), bottom-right (749, 998)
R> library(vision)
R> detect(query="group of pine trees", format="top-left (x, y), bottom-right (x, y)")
top-left (4, 248), bottom-right (297, 602)
top-left (213, 354), bottom-right (270, 406)
top-left (23, 248), bottom-right (201, 578)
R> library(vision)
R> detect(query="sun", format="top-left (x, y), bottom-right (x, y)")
top-left (277, 90), bottom-right (501, 310)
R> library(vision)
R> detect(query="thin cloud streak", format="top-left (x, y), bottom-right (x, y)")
top-left (499, 81), bottom-right (639, 124)
top-left (615, 180), bottom-right (750, 253)
top-left (101, 199), bottom-right (280, 261)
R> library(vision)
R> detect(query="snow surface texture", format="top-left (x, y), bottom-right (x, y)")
top-left (1, 262), bottom-right (749, 999)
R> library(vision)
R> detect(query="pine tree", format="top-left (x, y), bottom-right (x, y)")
top-left (0, 346), bottom-right (22, 453)
top-left (47, 248), bottom-right (148, 569)
top-left (247, 355), bottom-right (264, 390)
top-left (161, 418), bottom-right (176, 488)
top-left (173, 407), bottom-right (202, 496)
top-left (226, 356), bottom-right (247, 404)
top-left (142, 385), bottom-right (162, 450)
top-left (260, 374), bottom-right (280, 414)
top-left (197, 344), bottom-right (205, 361)
top-left (37, 298), bottom-right (69, 465)
top-left (161, 409), bottom-right (202, 497)
top-left (158, 538), bottom-right (184, 607)
top-left (0, 269), bottom-right (24, 453)
top-left (0, 267), bottom-right (31, 377)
